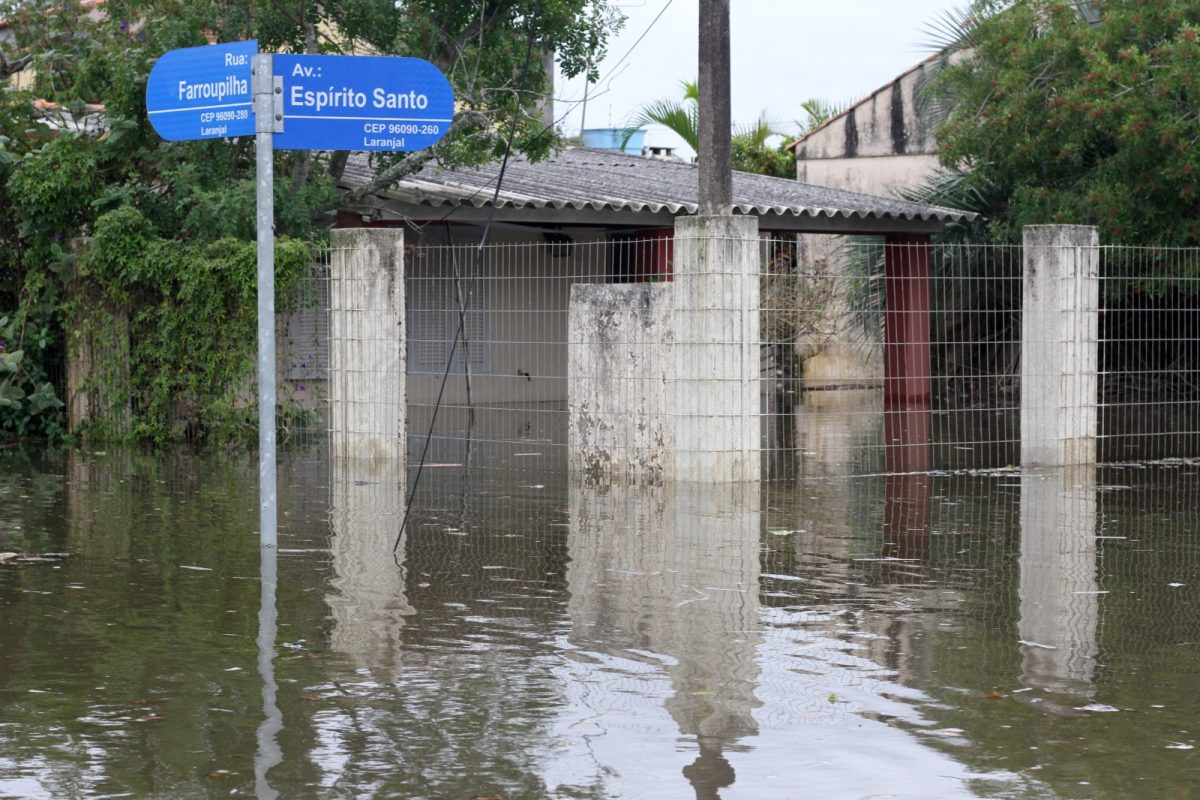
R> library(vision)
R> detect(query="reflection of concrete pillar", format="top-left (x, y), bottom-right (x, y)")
top-left (327, 459), bottom-right (412, 667)
top-left (673, 216), bottom-right (761, 482)
top-left (1018, 467), bottom-right (1098, 700)
top-left (66, 451), bottom-right (135, 559)
top-left (1021, 226), bottom-right (1099, 467)
top-left (566, 482), bottom-right (761, 792)
top-left (329, 227), bottom-right (405, 465)
top-left (884, 405), bottom-right (931, 475)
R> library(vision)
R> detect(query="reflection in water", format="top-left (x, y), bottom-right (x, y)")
top-left (7, 446), bottom-right (1200, 798)
top-left (791, 390), bottom-right (884, 478)
top-left (255, 542), bottom-right (282, 800)
top-left (327, 459), bottom-right (412, 665)
top-left (883, 472), bottom-right (931, 561)
top-left (563, 482), bottom-right (761, 799)
top-left (1018, 468), bottom-right (1099, 703)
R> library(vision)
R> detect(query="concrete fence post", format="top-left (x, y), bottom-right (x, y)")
top-left (672, 215), bottom-right (761, 482)
top-left (330, 227), bottom-right (406, 465)
top-left (1021, 225), bottom-right (1099, 467)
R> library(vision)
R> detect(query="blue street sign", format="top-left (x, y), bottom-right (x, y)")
top-left (272, 55), bottom-right (454, 151)
top-left (147, 40), bottom-right (257, 141)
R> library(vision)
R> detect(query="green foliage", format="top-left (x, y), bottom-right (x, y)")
top-left (0, 0), bottom-right (622, 443)
top-left (731, 137), bottom-right (794, 178)
top-left (794, 98), bottom-right (848, 134)
top-left (619, 79), bottom-right (796, 177)
top-left (0, 312), bottom-right (67, 441)
top-left (621, 80), bottom-right (700, 151)
top-left (934, 0), bottom-right (1200, 247)
top-left (77, 207), bottom-right (316, 444)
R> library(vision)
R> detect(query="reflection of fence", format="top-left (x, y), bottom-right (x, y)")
top-left (289, 226), bottom-right (1200, 478)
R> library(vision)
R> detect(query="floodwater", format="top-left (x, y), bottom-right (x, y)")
top-left (2, 443), bottom-right (1199, 799)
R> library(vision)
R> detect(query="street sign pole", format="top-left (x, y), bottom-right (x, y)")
top-left (253, 53), bottom-right (279, 550)
top-left (149, 43), bottom-right (451, 552)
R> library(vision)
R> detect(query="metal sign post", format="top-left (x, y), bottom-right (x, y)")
top-left (252, 54), bottom-right (282, 549)
top-left (149, 43), bottom-right (452, 551)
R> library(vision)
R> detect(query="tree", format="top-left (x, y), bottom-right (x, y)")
top-left (620, 79), bottom-right (700, 151)
top-left (618, 79), bottom-right (799, 178)
top-left (0, 0), bottom-right (624, 441)
top-left (886, 0), bottom-right (1200, 409)
top-left (932, 0), bottom-right (1200, 245)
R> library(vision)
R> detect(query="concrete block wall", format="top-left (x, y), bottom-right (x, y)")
top-left (567, 283), bottom-right (673, 483)
top-left (567, 215), bottom-right (762, 484)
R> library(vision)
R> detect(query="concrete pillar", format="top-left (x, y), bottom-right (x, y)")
top-left (1021, 226), bottom-right (1099, 467)
top-left (329, 227), bottom-right (406, 465)
top-left (1018, 467), bottom-right (1098, 701)
top-left (883, 234), bottom-right (931, 474)
top-left (672, 215), bottom-right (761, 482)
top-left (883, 234), bottom-right (932, 409)
top-left (567, 283), bottom-right (673, 483)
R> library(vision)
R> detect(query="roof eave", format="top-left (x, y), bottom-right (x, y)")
top-left (349, 192), bottom-right (962, 235)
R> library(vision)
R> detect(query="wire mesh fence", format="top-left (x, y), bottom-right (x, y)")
top-left (278, 228), bottom-right (1200, 479)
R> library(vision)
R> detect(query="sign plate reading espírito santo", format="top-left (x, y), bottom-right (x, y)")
top-left (272, 54), bottom-right (454, 151)
top-left (146, 40), bottom-right (256, 141)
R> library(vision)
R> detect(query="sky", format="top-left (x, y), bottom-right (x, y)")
top-left (554, 0), bottom-right (959, 158)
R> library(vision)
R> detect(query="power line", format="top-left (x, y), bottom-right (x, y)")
top-left (393, 23), bottom-right (539, 556)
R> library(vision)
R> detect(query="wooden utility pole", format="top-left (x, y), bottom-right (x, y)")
top-left (698, 0), bottom-right (732, 216)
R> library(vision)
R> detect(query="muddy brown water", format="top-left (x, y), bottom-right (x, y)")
top-left (1, 444), bottom-right (1198, 799)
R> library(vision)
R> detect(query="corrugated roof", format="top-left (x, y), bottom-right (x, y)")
top-left (340, 147), bottom-right (973, 230)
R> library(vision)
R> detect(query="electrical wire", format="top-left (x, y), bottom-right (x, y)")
top-left (396, 0), bottom-right (678, 232)
top-left (393, 22), bottom-right (539, 555)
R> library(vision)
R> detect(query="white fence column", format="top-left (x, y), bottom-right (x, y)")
top-left (1022, 225), bottom-right (1099, 467)
top-left (330, 227), bottom-right (406, 465)
top-left (673, 216), bottom-right (761, 482)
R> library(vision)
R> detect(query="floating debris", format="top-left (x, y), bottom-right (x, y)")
top-left (0, 552), bottom-right (70, 565)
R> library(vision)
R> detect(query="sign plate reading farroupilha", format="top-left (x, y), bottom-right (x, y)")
top-left (146, 40), bottom-right (257, 141)
top-left (272, 54), bottom-right (454, 151)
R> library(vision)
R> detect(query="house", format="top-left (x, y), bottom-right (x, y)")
top-left (788, 52), bottom-right (946, 199)
top-left (783, 54), bottom-right (954, 387)
top-left (317, 147), bottom-right (967, 408)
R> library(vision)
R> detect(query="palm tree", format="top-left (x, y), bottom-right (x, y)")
top-left (619, 79), bottom-right (700, 152)
top-left (795, 98), bottom-right (845, 135)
